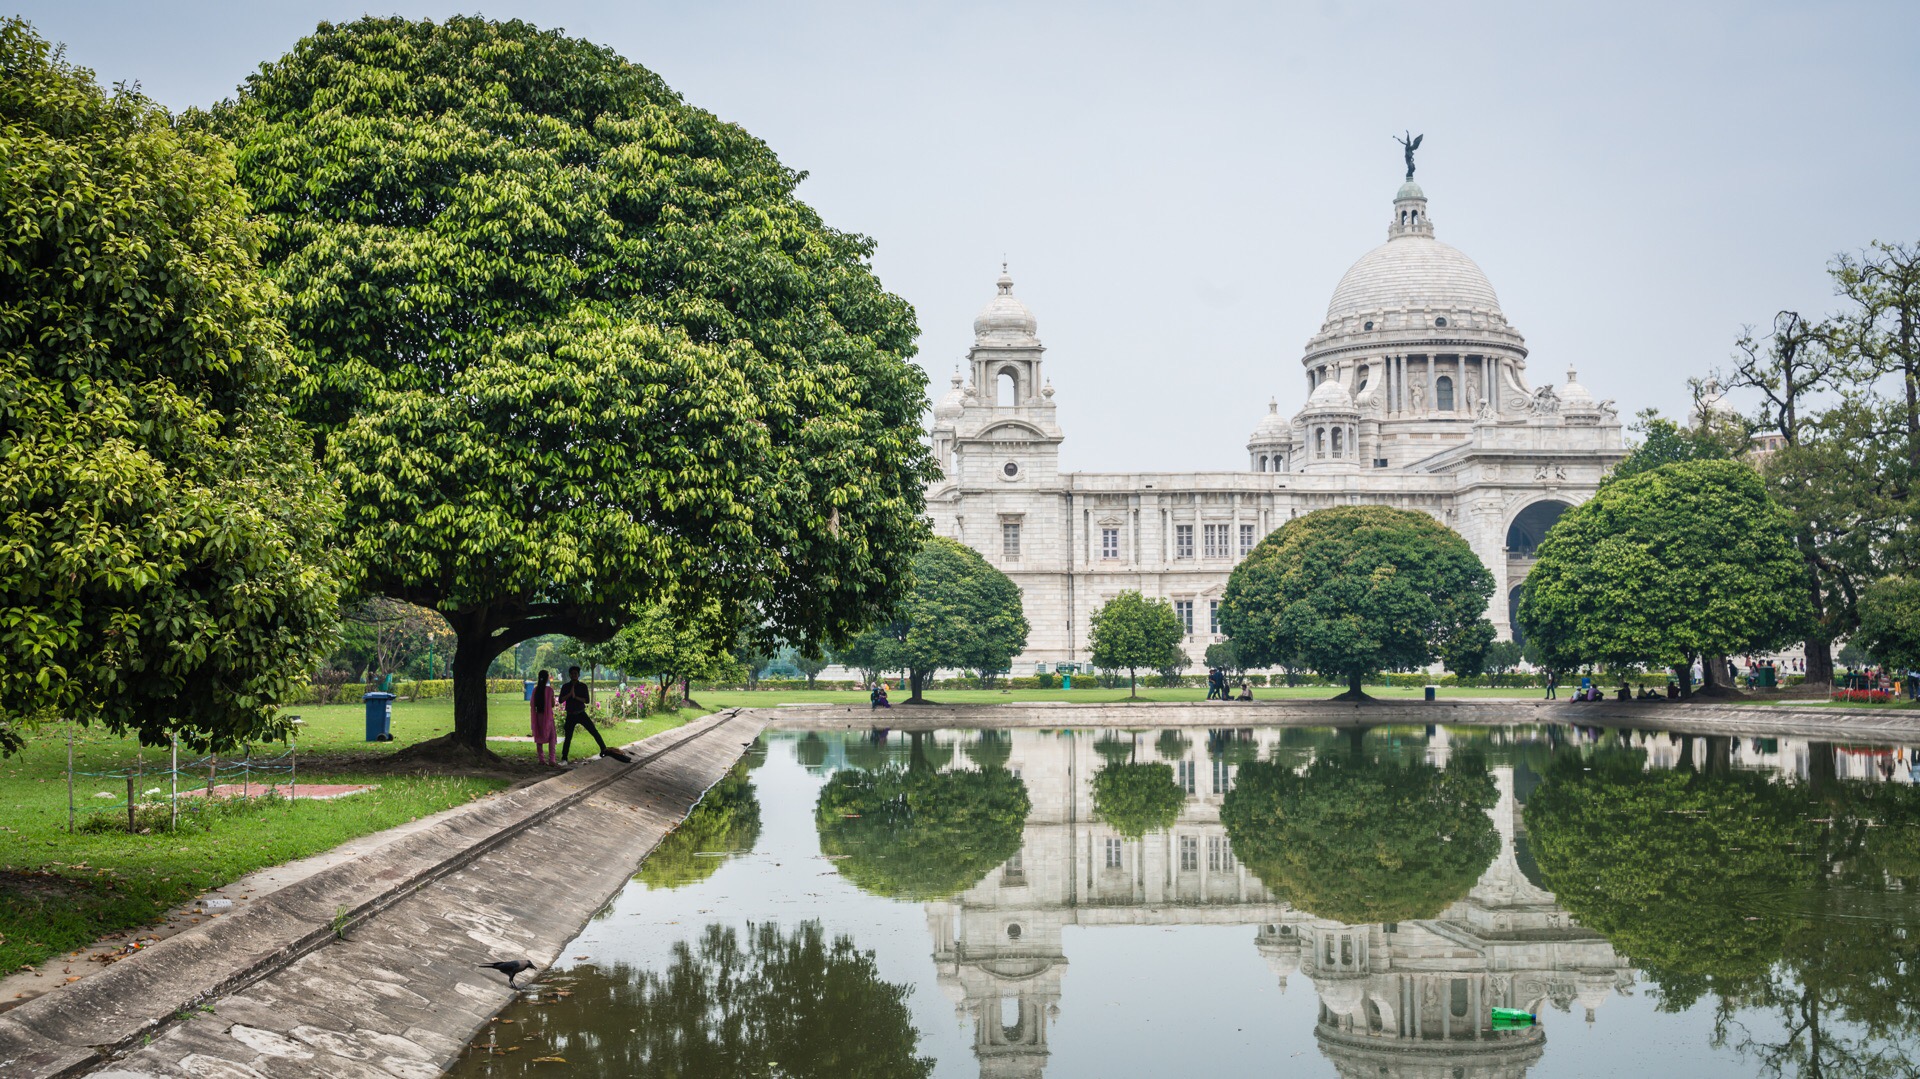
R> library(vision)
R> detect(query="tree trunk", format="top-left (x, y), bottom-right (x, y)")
top-left (1804, 636), bottom-right (1835, 687)
top-left (1345, 725), bottom-right (1367, 757)
top-left (1673, 661), bottom-right (1695, 699)
top-left (909, 668), bottom-right (929, 703)
top-left (1128, 668), bottom-right (1137, 698)
top-left (450, 627), bottom-right (496, 755)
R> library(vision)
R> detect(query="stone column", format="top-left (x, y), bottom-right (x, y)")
top-left (1426, 354), bottom-right (1435, 413)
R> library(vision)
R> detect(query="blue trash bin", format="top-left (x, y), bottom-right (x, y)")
top-left (523, 680), bottom-right (535, 702)
top-left (363, 691), bottom-right (396, 742)
top-left (1424, 684), bottom-right (1437, 702)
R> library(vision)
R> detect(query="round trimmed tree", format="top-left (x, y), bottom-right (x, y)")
top-left (838, 537), bottom-right (1029, 702)
top-left (814, 744), bottom-right (1030, 899)
top-left (1220, 505), bottom-right (1495, 700)
top-left (1089, 590), bottom-right (1186, 698)
top-left (1517, 459), bottom-right (1809, 691)
top-left (0, 19), bottom-right (340, 753)
top-left (212, 16), bottom-right (936, 757)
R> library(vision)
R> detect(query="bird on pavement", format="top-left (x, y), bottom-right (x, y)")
top-left (478, 959), bottom-right (536, 986)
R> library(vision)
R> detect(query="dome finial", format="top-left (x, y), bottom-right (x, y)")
top-left (1268, 397), bottom-right (1278, 414)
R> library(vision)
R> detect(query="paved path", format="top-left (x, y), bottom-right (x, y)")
top-left (0, 708), bottom-right (766, 1079)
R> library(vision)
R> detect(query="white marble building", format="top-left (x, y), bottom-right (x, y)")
top-left (927, 167), bottom-right (1627, 671)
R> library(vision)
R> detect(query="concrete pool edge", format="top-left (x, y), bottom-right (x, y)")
top-left (754, 699), bottom-right (1920, 741)
top-left (0, 707), bottom-right (767, 1079)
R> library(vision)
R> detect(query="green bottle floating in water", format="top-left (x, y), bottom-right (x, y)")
top-left (1490, 1008), bottom-right (1539, 1028)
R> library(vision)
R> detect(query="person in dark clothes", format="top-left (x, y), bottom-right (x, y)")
top-left (557, 666), bottom-right (630, 763)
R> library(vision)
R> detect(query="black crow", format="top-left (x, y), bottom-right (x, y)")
top-left (479, 959), bottom-right (535, 986)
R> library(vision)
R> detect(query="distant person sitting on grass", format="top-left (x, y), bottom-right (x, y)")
top-left (1237, 683), bottom-right (1253, 701)
top-left (870, 683), bottom-right (892, 710)
top-left (557, 666), bottom-right (631, 763)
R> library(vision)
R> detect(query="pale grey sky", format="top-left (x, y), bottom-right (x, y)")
top-left (20, 1), bottom-right (1919, 471)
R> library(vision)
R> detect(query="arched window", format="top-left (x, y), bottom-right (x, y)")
top-left (1315, 428), bottom-right (1327, 457)
top-left (1332, 428), bottom-right (1344, 457)
top-left (1258, 455), bottom-right (1268, 472)
top-left (1436, 375), bottom-right (1454, 411)
top-left (997, 369), bottom-right (1018, 406)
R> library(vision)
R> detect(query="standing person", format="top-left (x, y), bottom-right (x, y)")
top-left (529, 669), bottom-right (557, 765)
top-left (1544, 669), bottom-right (1558, 700)
top-left (558, 665), bottom-right (630, 763)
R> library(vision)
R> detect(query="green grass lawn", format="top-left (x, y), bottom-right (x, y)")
top-left (0, 692), bottom-right (707, 973)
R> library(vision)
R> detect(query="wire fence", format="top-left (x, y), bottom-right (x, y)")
top-left (64, 720), bottom-right (304, 834)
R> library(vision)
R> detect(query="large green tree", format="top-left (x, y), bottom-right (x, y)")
top-left (1220, 505), bottom-right (1494, 699)
top-left (0, 19), bottom-right (340, 754)
top-left (1221, 751), bottom-right (1498, 924)
top-left (608, 602), bottom-right (743, 712)
top-left (211, 16), bottom-right (935, 756)
top-left (1605, 407), bottom-right (1748, 487)
top-left (814, 735), bottom-right (1030, 899)
top-left (1088, 590), bottom-right (1186, 697)
top-left (1517, 460), bottom-right (1808, 692)
top-left (1855, 576), bottom-right (1920, 672)
top-left (838, 537), bottom-right (1028, 703)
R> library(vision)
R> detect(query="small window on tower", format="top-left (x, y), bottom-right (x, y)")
top-left (1003, 461), bottom-right (1019, 478)
top-left (1101, 528), bottom-right (1119, 560)
top-left (1435, 316), bottom-right (1448, 327)
top-left (1176, 525), bottom-right (1194, 559)
top-left (1002, 522), bottom-right (1021, 561)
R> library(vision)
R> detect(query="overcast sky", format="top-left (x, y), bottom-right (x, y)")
top-left (20, 1), bottom-right (1920, 471)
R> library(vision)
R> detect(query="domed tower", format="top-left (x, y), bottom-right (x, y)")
top-left (1247, 398), bottom-right (1295, 472)
top-left (1298, 378), bottom-right (1361, 473)
top-left (1295, 167), bottom-right (1535, 467)
top-left (949, 266), bottom-right (1065, 490)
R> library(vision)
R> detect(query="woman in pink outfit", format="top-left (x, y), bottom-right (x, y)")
top-left (529, 669), bottom-right (558, 764)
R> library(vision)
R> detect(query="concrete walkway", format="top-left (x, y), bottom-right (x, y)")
top-left (0, 708), bottom-right (767, 1079)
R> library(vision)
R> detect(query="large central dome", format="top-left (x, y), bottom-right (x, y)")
top-left (1325, 238), bottom-right (1501, 320)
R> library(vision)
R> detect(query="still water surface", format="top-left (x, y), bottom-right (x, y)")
top-left (448, 724), bottom-right (1920, 1078)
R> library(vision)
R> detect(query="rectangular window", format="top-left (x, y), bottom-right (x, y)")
top-left (1209, 600), bottom-right (1220, 635)
top-left (1179, 835), bottom-right (1199, 873)
top-left (1175, 524), bottom-right (1194, 559)
top-left (1175, 600), bottom-right (1194, 636)
top-left (1208, 835), bottom-right (1234, 872)
top-left (1212, 758), bottom-right (1230, 794)
top-left (1177, 759), bottom-right (1196, 794)
top-left (1101, 527), bottom-right (1120, 560)
top-left (1105, 837), bottom-right (1123, 869)
top-left (1240, 524), bottom-right (1256, 557)
top-left (1002, 522), bottom-right (1021, 561)
top-left (1203, 524), bottom-right (1229, 559)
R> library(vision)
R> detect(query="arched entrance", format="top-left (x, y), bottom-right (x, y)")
top-left (1505, 500), bottom-right (1572, 558)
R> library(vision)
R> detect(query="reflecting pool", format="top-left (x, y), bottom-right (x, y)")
top-left (447, 724), bottom-right (1920, 1078)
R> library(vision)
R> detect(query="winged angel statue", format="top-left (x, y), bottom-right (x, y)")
top-left (1395, 131), bottom-right (1423, 181)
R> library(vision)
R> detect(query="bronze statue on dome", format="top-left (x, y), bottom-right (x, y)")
top-left (1395, 131), bottom-right (1424, 181)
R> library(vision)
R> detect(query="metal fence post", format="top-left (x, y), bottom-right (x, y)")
top-left (170, 735), bottom-right (179, 832)
top-left (66, 724), bottom-right (75, 834)
top-left (126, 773), bottom-right (135, 833)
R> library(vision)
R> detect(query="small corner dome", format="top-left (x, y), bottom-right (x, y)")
top-left (932, 372), bottom-right (966, 419)
top-left (1395, 180), bottom-right (1426, 201)
top-left (1250, 398), bottom-right (1293, 441)
top-left (973, 268), bottom-right (1038, 342)
top-left (1306, 378), bottom-right (1355, 410)
top-left (1560, 366), bottom-right (1596, 409)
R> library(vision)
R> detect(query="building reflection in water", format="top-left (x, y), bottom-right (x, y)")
top-left (915, 727), bottom-right (1634, 1079)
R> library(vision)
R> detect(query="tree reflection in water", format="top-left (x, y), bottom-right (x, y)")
top-left (1222, 748), bottom-right (1499, 923)
top-left (453, 922), bottom-right (934, 1078)
top-left (815, 732), bottom-right (1030, 899)
top-left (634, 759), bottom-right (761, 890)
top-left (1527, 746), bottom-right (1920, 1078)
